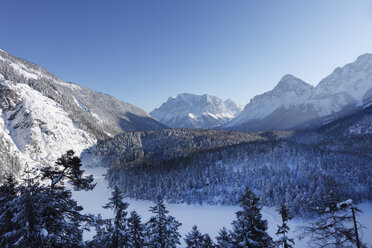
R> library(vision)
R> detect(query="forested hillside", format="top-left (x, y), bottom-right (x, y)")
top-left (94, 108), bottom-right (372, 216)
top-left (93, 128), bottom-right (280, 167)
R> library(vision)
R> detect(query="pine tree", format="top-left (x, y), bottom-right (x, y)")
top-left (41, 149), bottom-right (95, 191)
top-left (5, 167), bottom-right (48, 248)
top-left (146, 195), bottom-right (182, 248)
top-left (185, 225), bottom-right (205, 248)
top-left (216, 227), bottom-right (233, 248)
top-left (40, 185), bottom-right (90, 247)
top-left (0, 174), bottom-right (18, 247)
top-left (127, 211), bottom-right (146, 248)
top-left (203, 233), bottom-right (216, 248)
top-left (40, 151), bottom-right (95, 247)
top-left (230, 187), bottom-right (273, 248)
top-left (275, 204), bottom-right (294, 248)
top-left (100, 186), bottom-right (130, 248)
top-left (1, 152), bottom-right (96, 248)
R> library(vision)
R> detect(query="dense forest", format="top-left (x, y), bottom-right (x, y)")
top-left (106, 138), bottom-right (371, 216)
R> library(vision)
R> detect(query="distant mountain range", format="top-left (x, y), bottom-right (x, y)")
top-left (152, 54), bottom-right (372, 131)
top-left (223, 53), bottom-right (372, 131)
top-left (150, 93), bottom-right (243, 129)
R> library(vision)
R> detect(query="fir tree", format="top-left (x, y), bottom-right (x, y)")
top-left (203, 233), bottom-right (216, 248)
top-left (216, 227), bottom-right (233, 248)
top-left (40, 185), bottom-right (90, 247)
top-left (146, 195), bottom-right (182, 248)
top-left (127, 211), bottom-right (146, 248)
top-left (1, 153), bottom-right (95, 248)
top-left (230, 187), bottom-right (273, 248)
top-left (100, 186), bottom-right (130, 248)
top-left (0, 174), bottom-right (18, 247)
top-left (275, 204), bottom-right (294, 248)
top-left (185, 225), bottom-right (205, 248)
top-left (5, 167), bottom-right (47, 248)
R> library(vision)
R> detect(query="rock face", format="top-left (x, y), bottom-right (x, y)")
top-left (0, 49), bottom-right (166, 140)
top-left (223, 54), bottom-right (372, 131)
top-left (150, 93), bottom-right (243, 129)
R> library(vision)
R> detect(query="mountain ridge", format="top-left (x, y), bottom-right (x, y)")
top-left (150, 93), bottom-right (243, 129)
top-left (223, 53), bottom-right (372, 131)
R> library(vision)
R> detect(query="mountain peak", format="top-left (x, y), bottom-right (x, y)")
top-left (274, 74), bottom-right (312, 91)
top-left (150, 93), bottom-right (242, 129)
top-left (355, 53), bottom-right (372, 63)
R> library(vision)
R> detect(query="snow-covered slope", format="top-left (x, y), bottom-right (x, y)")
top-left (0, 48), bottom-right (166, 180)
top-left (223, 74), bottom-right (314, 130)
top-left (224, 54), bottom-right (372, 131)
top-left (150, 93), bottom-right (243, 129)
top-left (0, 76), bottom-right (95, 178)
top-left (0, 49), bottom-right (166, 140)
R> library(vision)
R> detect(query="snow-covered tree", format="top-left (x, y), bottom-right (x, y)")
top-left (302, 198), bottom-right (366, 248)
top-left (230, 188), bottom-right (273, 248)
top-left (275, 204), bottom-right (294, 248)
top-left (127, 211), bottom-right (146, 248)
top-left (185, 225), bottom-right (205, 248)
top-left (0, 174), bottom-right (19, 247)
top-left (146, 195), bottom-right (181, 248)
top-left (1, 153), bottom-right (95, 248)
top-left (203, 233), bottom-right (216, 248)
top-left (3, 167), bottom-right (49, 248)
top-left (92, 186), bottom-right (130, 248)
top-left (216, 227), bottom-right (233, 248)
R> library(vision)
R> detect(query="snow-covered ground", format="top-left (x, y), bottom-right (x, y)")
top-left (72, 167), bottom-right (372, 247)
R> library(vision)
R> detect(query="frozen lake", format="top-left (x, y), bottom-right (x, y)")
top-left (72, 167), bottom-right (372, 247)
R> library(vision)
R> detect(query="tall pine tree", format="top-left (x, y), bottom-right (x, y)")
top-left (0, 174), bottom-right (18, 247)
top-left (146, 195), bottom-right (181, 248)
top-left (230, 187), bottom-right (273, 248)
top-left (127, 210), bottom-right (146, 248)
top-left (275, 204), bottom-right (294, 248)
top-left (96, 186), bottom-right (130, 248)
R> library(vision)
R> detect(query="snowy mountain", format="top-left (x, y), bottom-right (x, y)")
top-left (0, 48), bottom-right (165, 180)
top-left (150, 93), bottom-right (243, 129)
top-left (0, 49), bottom-right (166, 140)
top-left (223, 54), bottom-right (372, 131)
top-left (0, 77), bottom-right (95, 178)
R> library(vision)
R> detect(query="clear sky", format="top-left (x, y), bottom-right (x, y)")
top-left (1, 0), bottom-right (372, 112)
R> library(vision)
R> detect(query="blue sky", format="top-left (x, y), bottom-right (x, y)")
top-left (1, 0), bottom-right (372, 111)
